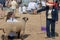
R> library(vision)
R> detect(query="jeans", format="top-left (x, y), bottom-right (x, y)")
top-left (46, 19), bottom-right (55, 37)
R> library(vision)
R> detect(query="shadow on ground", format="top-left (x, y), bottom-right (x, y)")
top-left (55, 32), bottom-right (59, 37)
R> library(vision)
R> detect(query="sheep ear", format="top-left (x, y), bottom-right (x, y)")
top-left (22, 17), bottom-right (28, 22)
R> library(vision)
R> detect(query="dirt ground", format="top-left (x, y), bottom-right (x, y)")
top-left (0, 10), bottom-right (60, 40)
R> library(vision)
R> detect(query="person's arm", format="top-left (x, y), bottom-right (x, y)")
top-left (33, 7), bottom-right (46, 14)
top-left (55, 8), bottom-right (58, 21)
top-left (37, 7), bottom-right (46, 13)
top-left (33, 6), bottom-right (49, 14)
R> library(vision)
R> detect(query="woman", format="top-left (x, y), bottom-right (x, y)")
top-left (34, 1), bottom-right (58, 38)
top-left (6, 12), bottom-right (18, 22)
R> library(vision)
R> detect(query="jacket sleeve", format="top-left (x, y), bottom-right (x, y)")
top-left (37, 7), bottom-right (47, 13)
top-left (55, 8), bottom-right (58, 21)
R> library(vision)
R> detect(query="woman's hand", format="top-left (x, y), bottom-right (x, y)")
top-left (56, 21), bottom-right (58, 24)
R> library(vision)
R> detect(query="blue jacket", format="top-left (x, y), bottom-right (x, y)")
top-left (37, 6), bottom-right (58, 21)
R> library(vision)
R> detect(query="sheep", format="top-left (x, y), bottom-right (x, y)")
top-left (2, 17), bottom-right (28, 40)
